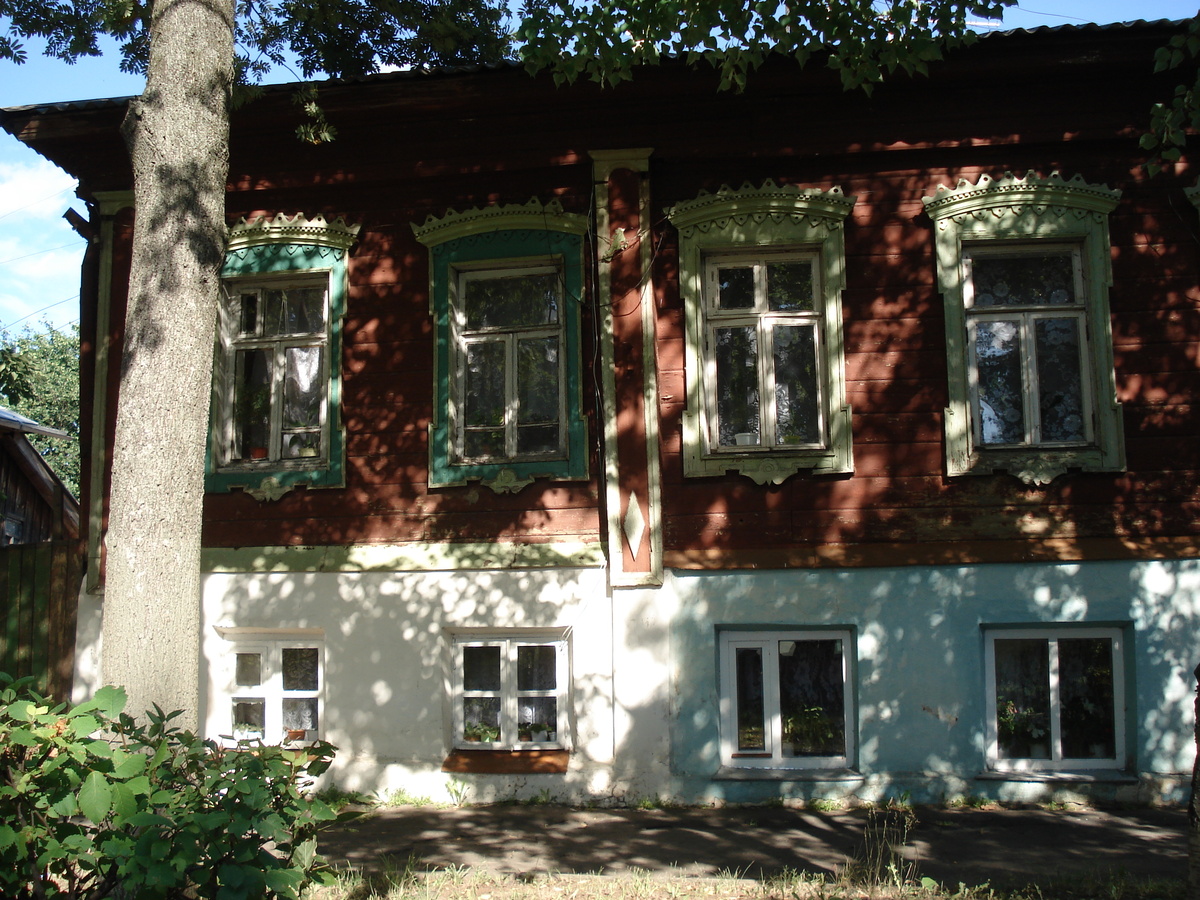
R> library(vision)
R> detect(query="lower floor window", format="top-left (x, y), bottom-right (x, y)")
top-left (985, 627), bottom-right (1125, 771)
top-left (719, 629), bottom-right (853, 768)
top-left (226, 639), bottom-right (323, 744)
top-left (452, 632), bottom-right (568, 750)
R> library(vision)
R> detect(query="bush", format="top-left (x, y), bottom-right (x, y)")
top-left (0, 673), bottom-right (338, 899)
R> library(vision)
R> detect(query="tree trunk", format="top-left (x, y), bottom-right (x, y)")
top-left (1190, 663), bottom-right (1200, 900)
top-left (100, 0), bottom-right (234, 729)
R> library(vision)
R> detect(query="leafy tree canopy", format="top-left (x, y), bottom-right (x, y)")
top-left (0, 0), bottom-right (512, 82)
top-left (1141, 14), bottom-right (1200, 175)
top-left (2, 324), bottom-right (80, 499)
top-left (517, 0), bottom-right (1016, 91)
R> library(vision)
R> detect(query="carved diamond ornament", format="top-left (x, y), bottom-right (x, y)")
top-left (622, 491), bottom-right (647, 560)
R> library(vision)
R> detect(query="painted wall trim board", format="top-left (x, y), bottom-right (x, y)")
top-left (201, 540), bottom-right (606, 573)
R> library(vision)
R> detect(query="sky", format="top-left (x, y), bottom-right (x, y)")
top-left (0, 1), bottom-right (1197, 335)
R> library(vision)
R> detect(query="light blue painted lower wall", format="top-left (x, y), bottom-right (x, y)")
top-left (663, 558), bottom-right (1198, 805)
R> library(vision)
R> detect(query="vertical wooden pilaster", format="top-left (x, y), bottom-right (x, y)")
top-left (591, 150), bottom-right (662, 587)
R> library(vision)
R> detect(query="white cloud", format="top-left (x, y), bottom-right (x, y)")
top-left (0, 156), bottom-right (77, 221)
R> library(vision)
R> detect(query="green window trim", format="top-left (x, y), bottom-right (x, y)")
top-left (923, 171), bottom-right (1124, 486)
top-left (667, 180), bottom-right (856, 485)
top-left (207, 214), bottom-right (359, 500)
top-left (413, 199), bottom-right (589, 493)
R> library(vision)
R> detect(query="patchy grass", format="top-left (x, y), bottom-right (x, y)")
top-left (303, 867), bottom-right (1185, 900)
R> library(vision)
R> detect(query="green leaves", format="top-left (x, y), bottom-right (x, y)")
top-left (1144, 17), bottom-right (1200, 175)
top-left (518, 0), bottom-right (1017, 94)
top-left (0, 671), bottom-right (338, 899)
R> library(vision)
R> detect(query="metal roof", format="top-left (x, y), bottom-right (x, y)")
top-left (0, 406), bottom-right (69, 439)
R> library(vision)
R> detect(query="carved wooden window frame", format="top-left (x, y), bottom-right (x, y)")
top-left (413, 199), bottom-right (589, 494)
top-left (208, 214), bottom-right (359, 501)
top-left (667, 181), bottom-right (856, 485)
top-left (924, 172), bottom-right (1124, 486)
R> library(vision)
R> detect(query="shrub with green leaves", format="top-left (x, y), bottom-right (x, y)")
top-left (0, 673), bottom-right (338, 899)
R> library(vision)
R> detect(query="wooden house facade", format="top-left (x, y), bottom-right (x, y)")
top-left (6, 19), bottom-right (1200, 803)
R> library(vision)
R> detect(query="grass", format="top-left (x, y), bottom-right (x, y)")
top-left (302, 867), bottom-right (1185, 900)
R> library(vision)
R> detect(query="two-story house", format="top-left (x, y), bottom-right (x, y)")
top-left (4, 18), bottom-right (1198, 805)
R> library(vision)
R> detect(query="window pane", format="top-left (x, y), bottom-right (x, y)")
top-left (767, 261), bottom-right (814, 311)
top-left (516, 425), bottom-right (558, 455)
top-left (715, 326), bottom-right (759, 446)
top-left (463, 645), bottom-right (501, 691)
top-left (282, 648), bottom-right (319, 691)
top-left (772, 324), bottom-right (820, 445)
top-left (235, 652), bottom-right (261, 687)
top-left (717, 266), bottom-right (755, 310)
top-left (234, 349), bottom-right (271, 460)
top-left (239, 292), bottom-right (258, 335)
top-left (464, 273), bottom-right (559, 329)
top-left (282, 698), bottom-right (318, 732)
top-left (517, 697), bottom-right (558, 741)
top-left (463, 697), bottom-right (501, 742)
top-left (517, 337), bottom-right (559, 426)
top-left (283, 431), bottom-right (321, 459)
top-left (778, 639), bottom-right (845, 757)
top-left (974, 319), bottom-right (1025, 445)
top-left (517, 645), bottom-right (557, 691)
top-left (233, 699), bottom-right (265, 739)
top-left (284, 346), bottom-right (323, 429)
top-left (262, 287), bottom-right (325, 335)
top-left (1059, 638), bottom-right (1116, 759)
top-left (465, 341), bottom-right (505, 428)
top-left (1035, 318), bottom-right (1085, 443)
top-left (994, 638), bottom-right (1051, 759)
top-left (734, 647), bottom-right (766, 752)
top-left (971, 253), bottom-right (1075, 307)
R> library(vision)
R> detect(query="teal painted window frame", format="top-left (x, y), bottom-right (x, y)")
top-left (415, 201), bottom-right (589, 493)
top-left (667, 181), bottom-right (856, 485)
top-left (207, 239), bottom-right (351, 496)
top-left (924, 172), bottom-right (1124, 486)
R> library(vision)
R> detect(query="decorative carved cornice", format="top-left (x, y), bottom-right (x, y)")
top-left (923, 171), bottom-right (1120, 226)
top-left (666, 180), bottom-right (856, 237)
top-left (227, 213), bottom-right (360, 252)
top-left (243, 476), bottom-right (294, 502)
top-left (412, 198), bottom-right (588, 247)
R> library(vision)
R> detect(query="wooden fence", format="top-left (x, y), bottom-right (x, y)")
top-left (0, 540), bottom-right (83, 702)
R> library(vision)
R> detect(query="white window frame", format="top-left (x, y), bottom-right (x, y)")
top-left (983, 626), bottom-right (1126, 773)
top-left (449, 632), bottom-right (570, 751)
top-left (702, 250), bottom-right (828, 452)
top-left (213, 272), bottom-right (333, 471)
top-left (667, 181), bottom-right (856, 484)
top-left (719, 629), bottom-right (854, 770)
top-left (222, 638), bottom-right (324, 745)
top-left (449, 259), bottom-right (568, 465)
top-left (924, 171), bottom-right (1124, 486)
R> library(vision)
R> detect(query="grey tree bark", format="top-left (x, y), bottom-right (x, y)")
top-left (1190, 663), bottom-right (1200, 900)
top-left (100, 0), bottom-right (234, 729)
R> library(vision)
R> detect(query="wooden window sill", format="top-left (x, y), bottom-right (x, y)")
top-left (442, 749), bottom-right (569, 774)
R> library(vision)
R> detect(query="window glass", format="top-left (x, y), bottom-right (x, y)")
top-left (282, 647), bottom-right (319, 691)
top-left (734, 646), bottom-right (766, 752)
top-left (235, 652), bottom-right (261, 687)
top-left (455, 265), bottom-right (565, 464)
top-left (778, 638), bottom-right (845, 757)
top-left (707, 252), bottom-right (824, 453)
top-left (970, 252), bottom-right (1075, 307)
top-left (463, 646), bottom-right (502, 691)
top-left (219, 276), bottom-right (330, 468)
top-left (994, 638), bottom-right (1051, 760)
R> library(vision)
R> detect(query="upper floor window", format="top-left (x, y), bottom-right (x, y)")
top-left (208, 214), bottom-right (359, 500)
top-left (668, 181), bottom-right (856, 484)
top-left (414, 199), bottom-right (589, 493)
top-left (924, 172), bottom-right (1124, 486)
top-left (453, 261), bottom-right (566, 463)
